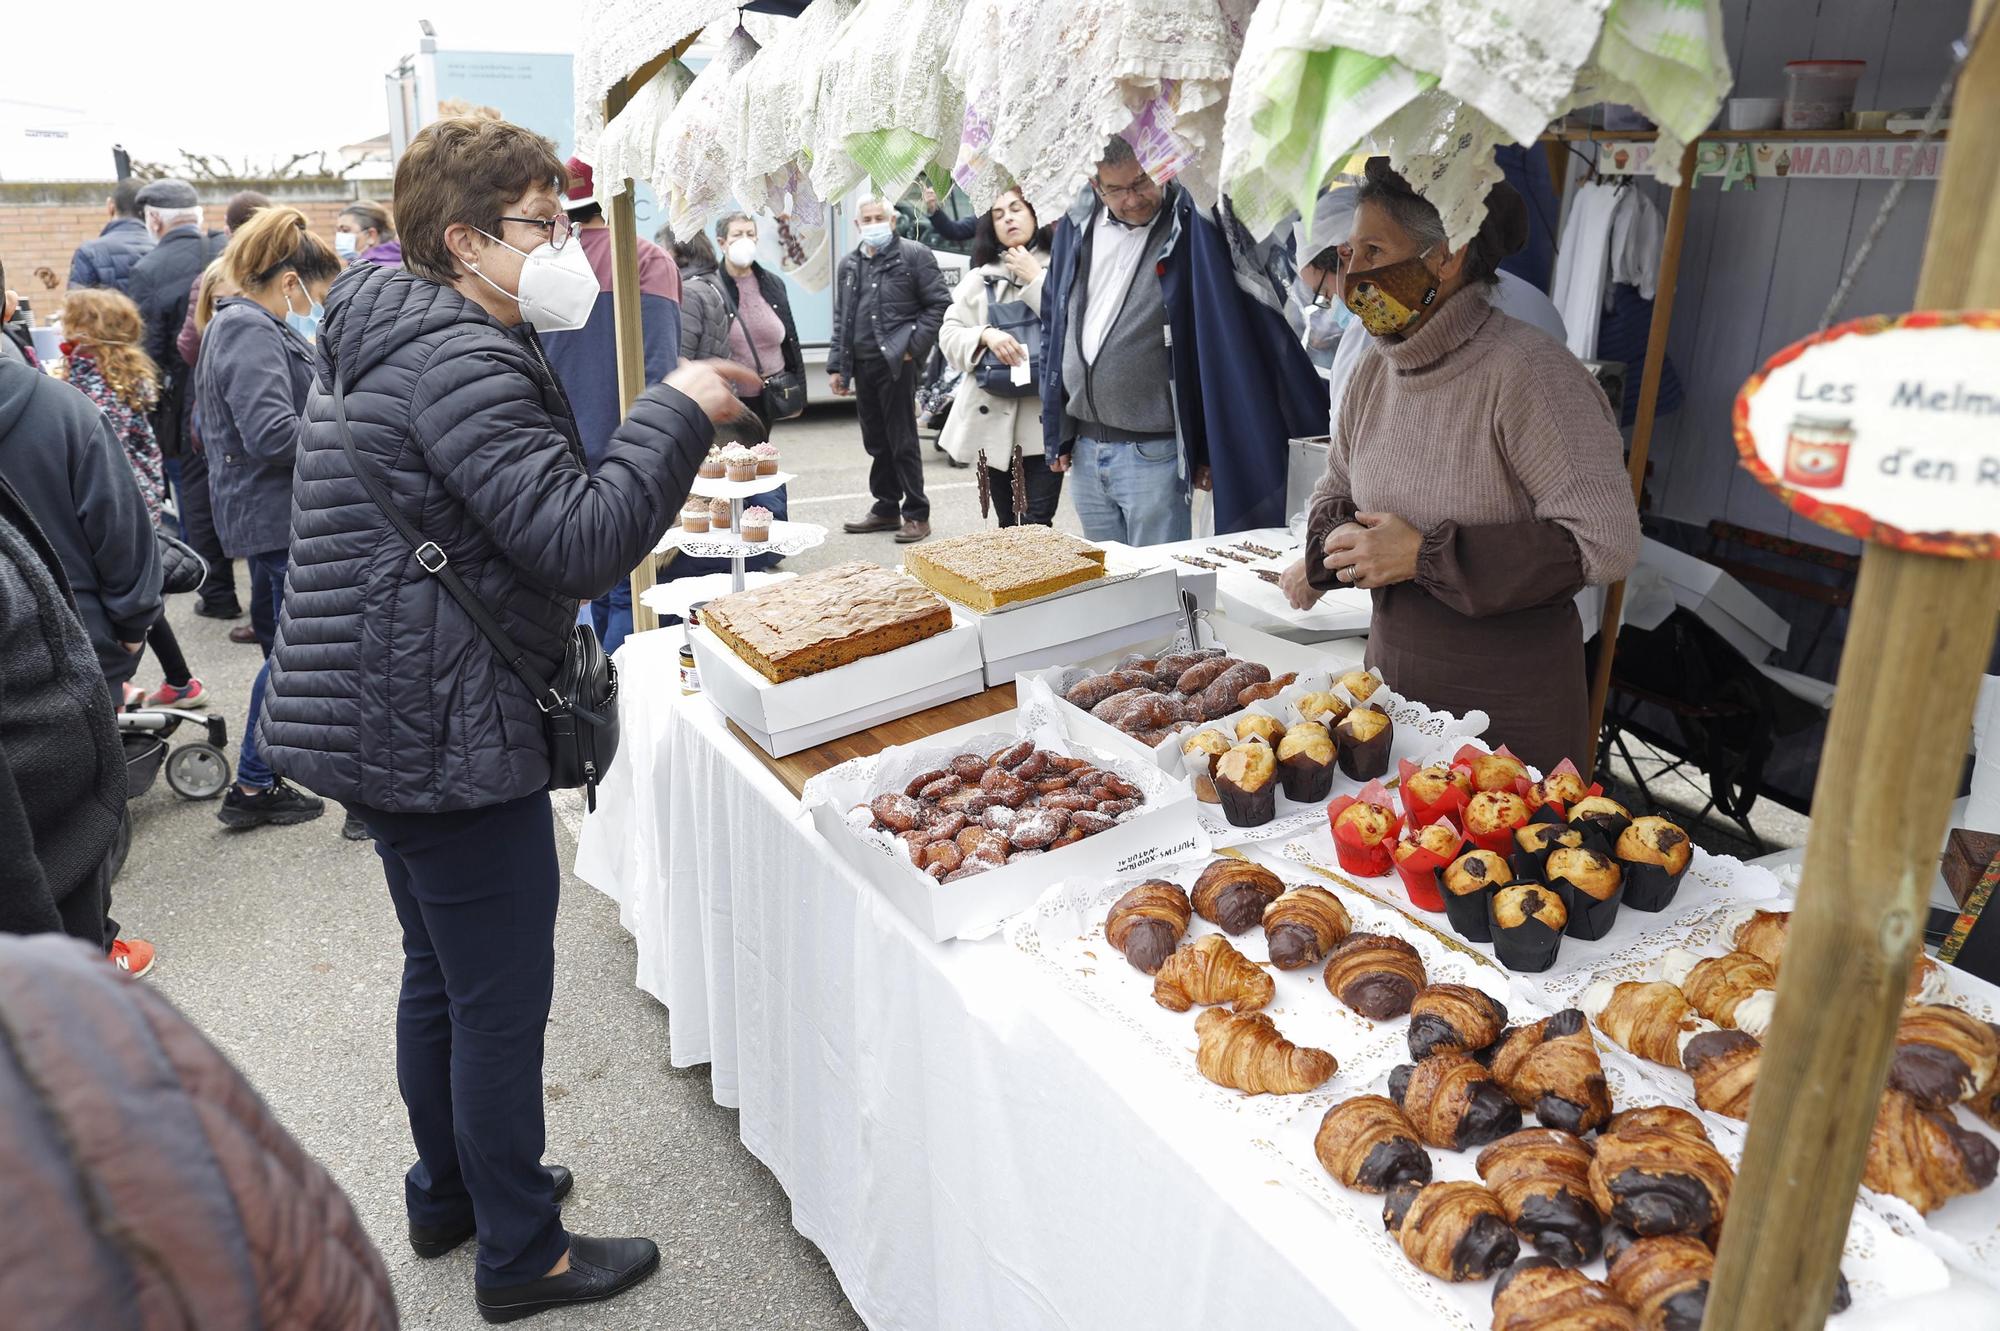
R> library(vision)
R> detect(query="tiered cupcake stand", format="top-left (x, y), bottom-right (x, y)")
top-left (651, 469), bottom-right (825, 595)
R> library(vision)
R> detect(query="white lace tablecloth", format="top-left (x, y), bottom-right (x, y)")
top-left (576, 627), bottom-right (1998, 1330)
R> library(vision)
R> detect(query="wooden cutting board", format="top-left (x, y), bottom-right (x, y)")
top-left (731, 684), bottom-right (1019, 798)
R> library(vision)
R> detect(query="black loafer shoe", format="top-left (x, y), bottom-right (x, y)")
top-left (475, 1233), bottom-right (660, 1324)
top-left (410, 1165), bottom-right (573, 1259)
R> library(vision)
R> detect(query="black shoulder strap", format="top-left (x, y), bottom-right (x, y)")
top-left (329, 372), bottom-right (563, 708)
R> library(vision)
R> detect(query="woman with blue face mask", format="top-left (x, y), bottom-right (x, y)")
top-left (196, 205), bottom-right (344, 830)
top-left (334, 199), bottom-right (401, 267)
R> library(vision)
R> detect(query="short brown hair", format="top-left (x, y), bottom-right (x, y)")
top-left (395, 117), bottom-right (565, 284)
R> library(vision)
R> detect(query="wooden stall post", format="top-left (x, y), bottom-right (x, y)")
top-left (1583, 144), bottom-right (1696, 772)
top-left (1704, 7), bottom-right (2000, 1326)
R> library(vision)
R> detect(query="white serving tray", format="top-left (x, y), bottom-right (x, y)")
top-left (656, 518), bottom-right (825, 559)
top-left (688, 470), bottom-right (794, 500)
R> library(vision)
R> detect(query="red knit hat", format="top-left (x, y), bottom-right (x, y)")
top-left (564, 157), bottom-right (598, 212)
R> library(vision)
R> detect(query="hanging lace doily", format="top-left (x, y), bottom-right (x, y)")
top-left (729, 0), bottom-right (858, 210)
top-left (809, 0), bottom-right (969, 204)
top-left (590, 60), bottom-right (696, 203)
top-left (574, 0), bottom-right (739, 164)
top-left (654, 25), bottom-right (761, 238)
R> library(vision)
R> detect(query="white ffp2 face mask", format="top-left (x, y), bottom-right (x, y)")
top-left (725, 238), bottom-right (757, 269)
top-left (471, 229), bottom-right (599, 333)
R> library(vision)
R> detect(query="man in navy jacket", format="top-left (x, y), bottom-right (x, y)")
top-left (66, 179), bottom-right (155, 294)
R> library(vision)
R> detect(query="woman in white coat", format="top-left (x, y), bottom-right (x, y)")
top-left (937, 188), bottom-right (1058, 526)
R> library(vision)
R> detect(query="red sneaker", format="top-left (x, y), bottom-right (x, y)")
top-left (109, 938), bottom-right (156, 979)
top-left (144, 678), bottom-right (208, 708)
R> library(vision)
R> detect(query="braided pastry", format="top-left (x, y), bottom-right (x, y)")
top-left (1381, 1180), bottom-right (1519, 1282)
top-left (1103, 879), bottom-right (1190, 974)
top-left (1890, 1003), bottom-right (2000, 1110)
top-left (1863, 1088), bottom-right (2000, 1214)
top-left (1679, 1030), bottom-right (1760, 1121)
top-left (1190, 859), bottom-right (1284, 935)
top-left (1261, 885), bottom-right (1351, 969)
top-left (1152, 934), bottom-right (1274, 1014)
top-left (1407, 983), bottom-right (1510, 1060)
top-left (1476, 1129), bottom-right (1605, 1266)
top-left (1315, 1095), bottom-right (1432, 1194)
top-left (1582, 981), bottom-right (1711, 1068)
top-left (1492, 1258), bottom-right (1638, 1331)
top-left (1390, 1051), bottom-right (1523, 1151)
top-left (1323, 932), bottom-right (1427, 1020)
top-left (1604, 1234), bottom-right (1712, 1331)
top-left (1488, 1010), bottom-right (1613, 1136)
top-left (1193, 1008), bottom-right (1336, 1095)
top-left (1587, 1109), bottom-right (1732, 1243)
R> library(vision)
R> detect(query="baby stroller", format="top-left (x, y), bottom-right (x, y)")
top-left (120, 525), bottom-right (232, 801)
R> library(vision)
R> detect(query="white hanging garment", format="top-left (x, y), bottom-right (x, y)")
top-left (1549, 180), bottom-right (1621, 358)
top-left (1608, 185), bottom-right (1664, 301)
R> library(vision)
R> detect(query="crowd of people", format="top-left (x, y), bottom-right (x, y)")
top-left (0, 106), bottom-right (1639, 1323)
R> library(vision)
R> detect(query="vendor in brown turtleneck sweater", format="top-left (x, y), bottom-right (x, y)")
top-left (1296, 158), bottom-right (1639, 769)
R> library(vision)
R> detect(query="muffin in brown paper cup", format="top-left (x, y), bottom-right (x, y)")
top-left (1334, 705), bottom-right (1394, 781)
top-left (1276, 722), bottom-right (1337, 803)
top-left (1488, 883), bottom-right (1566, 972)
top-left (1611, 814), bottom-right (1693, 912)
top-left (1564, 794), bottom-right (1633, 856)
top-left (1544, 847), bottom-right (1626, 941)
top-left (1213, 742), bottom-right (1279, 828)
top-left (1438, 848), bottom-right (1512, 944)
top-left (1507, 821), bottom-right (1587, 884)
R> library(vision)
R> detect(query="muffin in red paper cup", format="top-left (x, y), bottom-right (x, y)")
top-left (1527, 759), bottom-right (1597, 821)
top-left (1457, 743), bottom-right (1531, 796)
top-left (1565, 793), bottom-right (1634, 854)
top-left (1463, 788), bottom-right (1532, 855)
top-left (1390, 817), bottom-right (1463, 912)
top-left (1544, 845), bottom-right (1626, 940)
top-left (1398, 757), bottom-right (1472, 828)
top-left (1327, 782), bottom-right (1402, 878)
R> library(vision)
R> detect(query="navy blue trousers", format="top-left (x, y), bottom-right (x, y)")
top-left (357, 790), bottom-right (569, 1286)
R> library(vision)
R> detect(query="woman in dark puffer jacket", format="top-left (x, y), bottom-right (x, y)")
top-left (259, 116), bottom-right (754, 1324)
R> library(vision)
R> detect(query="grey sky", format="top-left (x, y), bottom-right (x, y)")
top-left (10, 2), bottom-right (581, 170)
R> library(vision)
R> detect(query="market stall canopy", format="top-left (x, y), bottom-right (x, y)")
top-left (573, 0), bottom-right (744, 160)
top-left (1221, 0), bottom-right (1733, 243)
top-left (590, 60), bottom-right (698, 208)
top-left (808, 0), bottom-right (969, 205)
top-left (656, 25), bottom-right (763, 238)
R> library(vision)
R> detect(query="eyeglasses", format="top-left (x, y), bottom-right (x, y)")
top-left (1095, 177), bottom-right (1158, 202)
top-left (496, 213), bottom-right (575, 251)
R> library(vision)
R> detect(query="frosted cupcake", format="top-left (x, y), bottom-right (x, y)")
top-left (740, 506), bottom-right (772, 542)
top-left (680, 499), bottom-right (710, 533)
top-left (697, 449), bottom-right (725, 480)
top-left (751, 442), bottom-right (780, 476)
top-left (721, 443), bottom-right (757, 482)
top-left (709, 497), bottom-right (733, 530)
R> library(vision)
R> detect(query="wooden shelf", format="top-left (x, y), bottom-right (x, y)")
top-left (1543, 126), bottom-right (1947, 143)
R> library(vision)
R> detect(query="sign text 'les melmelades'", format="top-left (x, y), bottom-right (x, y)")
top-left (1734, 311), bottom-right (2000, 558)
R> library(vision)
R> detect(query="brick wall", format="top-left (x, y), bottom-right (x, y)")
top-left (0, 178), bottom-right (388, 321)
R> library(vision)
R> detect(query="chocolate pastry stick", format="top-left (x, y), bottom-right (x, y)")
top-left (976, 448), bottom-right (991, 519)
top-left (1010, 441), bottom-right (1026, 525)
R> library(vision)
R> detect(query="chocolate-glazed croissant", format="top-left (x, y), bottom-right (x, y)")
top-left (1587, 1110), bottom-right (1732, 1243)
top-left (1389, 1051), bottom-right (1523, 1150)
top-left (1477, 1129), bottom-right (1605, 1266)
top-left (1407, 983), bottom-right (1509, 1060)
top-left (1890, 1003), bottom-right (2000, 1110)
top-left (1315, 1094), bottom-right (1433, 1193)
top-left (1604, 1234), bottom-right (1712, 1331)
top-left (1103, 879), bottom-right (1190, 974)
top-left (1324, 932), bottom-right (1427, 1020)
top-left (1492, 1258), bottom-right (1638, 1331)
top-left (1381, 1180), bottom-right (1519, 1281)
top-left (1680, 1030), bottom-right (1760, 1120)
top-left (1488, 1010), bottom-right (1614, 1136)
top-left (1863, 1088), bottom-right (2000, 1214)
top-left (1190, 859), bottom-right (1284, 935)
top-left (1585, 981), bottom-right (1707, 1068)
top-left (1152, 934), bottom-right (1274, 1013)
top-left (1261, 885), bottom-right (1351, 969)
top-left (1193, 1007), bottom-right (1336, 1095)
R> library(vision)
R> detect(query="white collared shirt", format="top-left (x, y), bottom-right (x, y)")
top-left (1079, 209), bottom-right (1151, 361)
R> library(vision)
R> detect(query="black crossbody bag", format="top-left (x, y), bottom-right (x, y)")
top-left (328, 374), bottom-right (619, 809)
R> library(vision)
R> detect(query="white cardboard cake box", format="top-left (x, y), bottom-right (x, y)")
top-left (803, 724), bottom-right (1208, 942)
top-left (689, 621), bottom-right (984, 758)
top-left (1639, 537), bottom-right (1791, 661)
top-left (924, 560), bottom-right (1187, 687)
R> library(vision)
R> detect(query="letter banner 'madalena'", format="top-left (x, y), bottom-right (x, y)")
top-left (1734, 310), bottom-right (2000, 558)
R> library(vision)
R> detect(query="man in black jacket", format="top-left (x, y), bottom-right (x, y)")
top-left (0, 476), bottom-right (149, 975)
top-left (67, 177), bottom-right (156, 294)
top-left (125, 177), bottom-right (237, 620)
top-left (828, 197), bottom-right (951, 544)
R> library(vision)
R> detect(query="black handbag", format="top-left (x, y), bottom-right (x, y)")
top-left (156, 527), bottom-right (208, 596)
top-left (971, 277), bottom-right (1041, 398)
top-left (328, 374), bottom-right (620, 808)
top-left (727, 303), bottom-right (807, 421)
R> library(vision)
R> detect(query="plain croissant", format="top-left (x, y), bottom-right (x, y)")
top-left (1152, 934), bottom-right (1274, 1013)
top-left (1193, 1008), bottom-right (1336, 1095)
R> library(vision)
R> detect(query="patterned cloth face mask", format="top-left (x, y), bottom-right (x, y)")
top-left (1341, 246), bottom-right (1442, 337)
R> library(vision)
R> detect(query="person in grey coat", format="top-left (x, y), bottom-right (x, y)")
top-left (660, 224), bottom-right (732, 362)
top-left (195, 206), bottom-right (345, 831)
